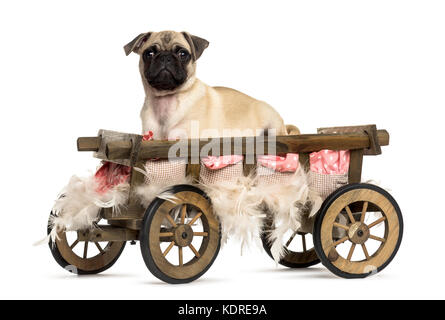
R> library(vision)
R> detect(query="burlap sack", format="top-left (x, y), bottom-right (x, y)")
top-left (143, 159), bottom-right (187, 185)
top-left (308, 171), bottom-right (348, 199)
top-left (199, 162), bottom-right (244, 185)
top-left (256, 166), bottom-right (297, 185)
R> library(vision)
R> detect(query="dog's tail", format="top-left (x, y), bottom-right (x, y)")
top-left (286, 124), bottom-right (300, 135)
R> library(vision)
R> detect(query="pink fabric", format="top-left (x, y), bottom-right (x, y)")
top-left (309, 150), bottom-right (350, 174)
top-left (202, 155), bottom-right (244, 170)
top-left (94, 161), bottom-right (131, 194)
top-left (145, 130), bottom-right (245, 171)
top-left (257, 153), bottom-right (300, 173)
top-left (93, 130), bottom-right (155, 194)
top-left (142, 130), bottom-right (154, 141)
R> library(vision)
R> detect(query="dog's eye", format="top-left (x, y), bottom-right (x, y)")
top-left (178, 49), bottom-right (189, 60)
top-left (143, 49), bottom-right (155, 61)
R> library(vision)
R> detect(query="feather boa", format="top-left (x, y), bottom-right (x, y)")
top-left (40, 164), bottom-right (321, 264)
top-left (37, 174), bottom-right (130, 245)
top-left (200, 168), bottom-right (322, 261)
top-left (200, 174), bottom-right (265, 252)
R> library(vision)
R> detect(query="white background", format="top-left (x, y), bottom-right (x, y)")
top-left (0, 0), bottom-right (444, 299)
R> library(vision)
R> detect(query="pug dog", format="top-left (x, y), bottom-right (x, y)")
top-left (124, 30), bottom-right (293, 140)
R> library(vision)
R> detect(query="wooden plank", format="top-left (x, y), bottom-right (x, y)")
top-left (104, 130), bottom-right (390, 161)
top-left (101, 204), bottom-right (145, 220)
top-left (108, 219), bottom-right (142, 230)
top-left (77, 137), bottom-right (101, 152)
top-left (77, 225), bottom-right (139, 242)
top-left (318, 125), bottom-right (386, 155)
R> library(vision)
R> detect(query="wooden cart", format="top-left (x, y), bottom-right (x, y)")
top-left (48, 124), bottom-right (403, 283)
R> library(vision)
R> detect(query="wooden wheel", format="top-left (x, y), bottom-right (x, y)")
top-left (47, 213), bottom-right (126, 275)
top-left (140, 185), bottom-right (221, 284)
top-left (261, 220), bottom-right (319, 268)
top-left (313, 183), bottom-right (403, 278)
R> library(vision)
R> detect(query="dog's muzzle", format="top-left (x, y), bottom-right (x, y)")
top-left (145, 52), bottom-right (187, 91)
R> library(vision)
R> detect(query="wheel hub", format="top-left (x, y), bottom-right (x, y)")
top-left (348, 222), bottom-right (370, 244)
top-left (174, 224), bottom-right (194, 247)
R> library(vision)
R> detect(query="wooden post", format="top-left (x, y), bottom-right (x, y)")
top-left (243, 162), bottom-right (256, 176)
top-left (128, 161), bottom-right (147, 205)
top-left (298, 153), bottom-right (310, 171)
top-left (348, 149), bottom-right (364, 183)
top-left (186, 164), bottom-right (201, 182)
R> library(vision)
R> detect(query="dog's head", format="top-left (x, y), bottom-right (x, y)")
top-left (124, 31), bottom-right (209, 93)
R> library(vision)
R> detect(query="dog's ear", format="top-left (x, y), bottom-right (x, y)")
top-left (182, 32), bottom-right (209, 61)
top-left (124, 32), bottom-right (152, 56)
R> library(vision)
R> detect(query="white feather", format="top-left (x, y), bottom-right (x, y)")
top-left (36, 174), bottom-right (130, 245)
top-left (134, 173), bottom-right (192, 207)
top-left (39, 160), bottom-right (322, 263)
top-left (200, 174), bottom-right (266, 252)
top-left (257, 168), bottom-right (322, 261)
top-left (200, 167), bottom-right (322, 262)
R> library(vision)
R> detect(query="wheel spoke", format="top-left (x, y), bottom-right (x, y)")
top-left (369, 234), bottom-right (386, 242)
top-left (347, 243), bottom-right (356, 261)
top-left (70, 239), bottom-right (80, 249)
top-left (181, 204), bottom-right (187, 224)
top-left (301, 234), bottom-right (307, 252)
top-left (333, 222), bottom-right (349, 231)
top-left (332, 236), bottom-right (349, 247)
top-left (188, 243), bottom-right (201, 258)
top-left (94, 242), bottom-right (104, 254)
top-left (361, 244), bottom-right (370, 260)
top-left (188, 212), bottom-right (202, 226)
top-left (285, 230), bottom-right (298, 247)
top-left (83, 241), bottom-right (89, 259)
top-left (163, 241), bottom-right (175, 257)
top-left (345, 205), bottom-right (355, 223)
top-left (178, 247), bottom-right (183, 266)
top-left (368, 216), bottom-right (386, 229)
top-left (193, 232), bottom-right (208, 237)
top-left (360, 201), bottom-right (368, 222)
top-left (165, 213), bottom-right (177, 228)
top-left (159, 232), bottom-right (174, 237)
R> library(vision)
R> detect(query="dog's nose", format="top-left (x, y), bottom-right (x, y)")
top-left (158, 52), bottom-right (173, 65)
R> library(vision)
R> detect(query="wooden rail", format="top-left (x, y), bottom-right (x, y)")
top-left (77, 129), bottom-right (389, 161)
top-left (77, 137), bottom-right (101, 151)
top-left (77, 225), bottom-right (139, 242)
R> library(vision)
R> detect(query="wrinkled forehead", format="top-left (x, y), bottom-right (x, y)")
top-left (142, 31), bottom-right (190, 51)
